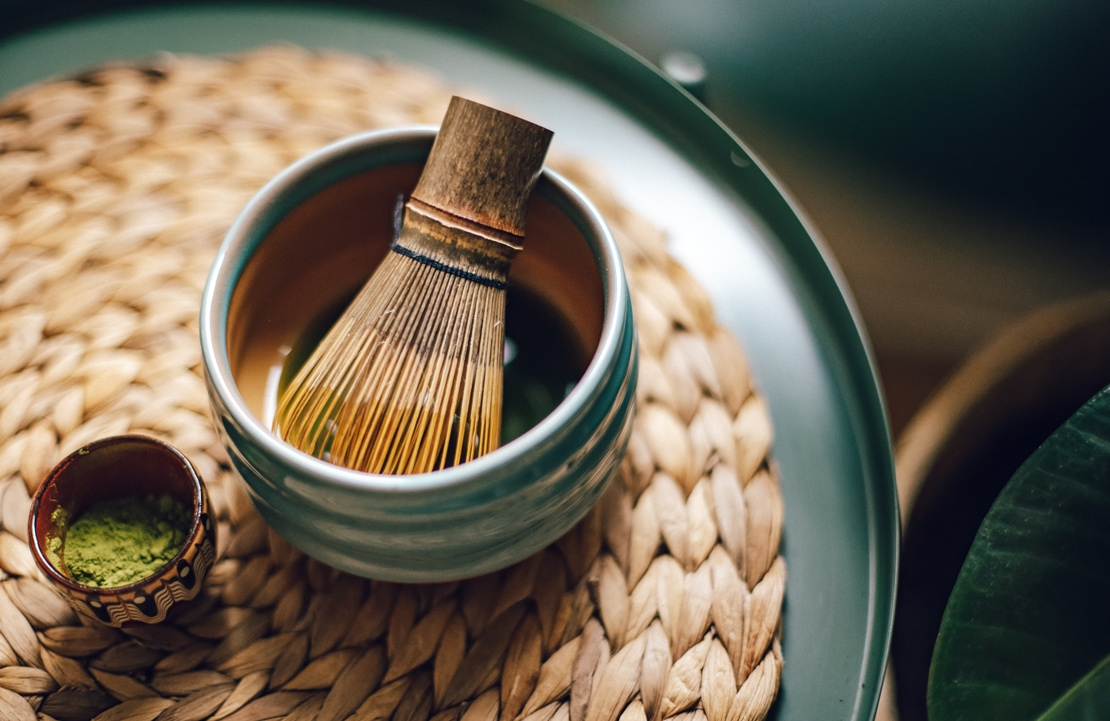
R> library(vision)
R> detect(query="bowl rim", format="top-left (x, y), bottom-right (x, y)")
top-left (27, 433), bottom-right (206, 593)
top-left (199, 125), bottom-right (631, 494)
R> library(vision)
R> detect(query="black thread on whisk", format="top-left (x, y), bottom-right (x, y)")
top-left (388, 241), bottom-right (510, 290)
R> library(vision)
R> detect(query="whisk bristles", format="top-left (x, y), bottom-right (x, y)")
top-left (272, 95), bottom-right (552, 475)
top-left (274, 249), bottom-right (506, 474)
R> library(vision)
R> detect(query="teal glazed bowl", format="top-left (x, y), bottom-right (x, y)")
top-left (200, 127), bottom-right (637, 582)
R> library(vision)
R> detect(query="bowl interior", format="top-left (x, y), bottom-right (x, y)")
top-left (31, 436), bottom-right (202, 585)
top-left (226, 162), bottom-right (606, 431)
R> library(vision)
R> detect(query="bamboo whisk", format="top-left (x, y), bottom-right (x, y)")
top-left (274, 97), bottom-right (554, 474)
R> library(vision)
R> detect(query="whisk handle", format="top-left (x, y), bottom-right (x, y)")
top-left (412, 96), bottom-right (554, 239)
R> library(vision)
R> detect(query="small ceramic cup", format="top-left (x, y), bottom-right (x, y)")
top-left (200, 125), bottom-right (637, 582)
top-left (28, 435), bottom-right (217, 627)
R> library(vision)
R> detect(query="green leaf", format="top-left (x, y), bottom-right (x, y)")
top-left (1036, 653), bottom-right (1110, 721)
top-left (927, 384), bottom-right (1110, 721)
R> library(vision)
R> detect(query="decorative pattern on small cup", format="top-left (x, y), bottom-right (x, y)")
top-left (28, 435), bottom-right (217, 627)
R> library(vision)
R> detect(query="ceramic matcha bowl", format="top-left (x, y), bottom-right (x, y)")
top-left (199, 126), bottom-right (637, 582)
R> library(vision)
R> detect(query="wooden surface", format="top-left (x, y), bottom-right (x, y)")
top-left (734, 106), bottom-right (1110, 721)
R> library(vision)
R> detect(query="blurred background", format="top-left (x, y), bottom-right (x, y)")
top-left (3, 1), bottom-right (1108, 718)
top-left (541, 0), bottom-right (1109, 436)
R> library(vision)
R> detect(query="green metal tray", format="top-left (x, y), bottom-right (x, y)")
top-left (0, 3), bottom-right (898, 719)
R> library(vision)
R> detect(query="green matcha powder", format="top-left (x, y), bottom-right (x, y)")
top-left (61, 494), bottom-right (191, 588)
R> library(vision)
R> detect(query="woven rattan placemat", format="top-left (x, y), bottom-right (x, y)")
top-left (0, 46), bottom-right (784, 721)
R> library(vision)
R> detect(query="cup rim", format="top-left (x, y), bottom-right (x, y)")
top-left (28, 433), bottom-right (206, 593)
top-left (199, 126), bottom-right (630, 494)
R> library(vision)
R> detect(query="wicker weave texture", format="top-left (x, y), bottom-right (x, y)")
top-left (0, 46), bottom-right (784, 721)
